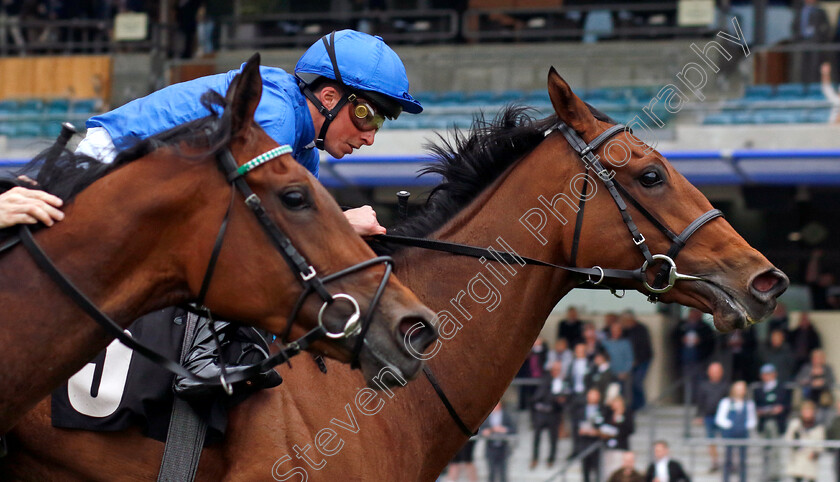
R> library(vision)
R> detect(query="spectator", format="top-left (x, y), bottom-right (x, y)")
top-left (602, 322), bottom-right (634, 396)
top-left (645, 440), bottom-right (691, 482)
top-left (557, 306), bottom-right (584, 348)
top-left (789, 312), bottom-right (823, 372)
top-left (766, 301), bottom-right (790, 335)
top-left (446, 438), bottom-right (477, 482)
top-left (574, 387), bottom-right (606, 482)
top-left (600, 395), bottom-right (635, 477)
top-left (796, 348), bottom-right (835, 423)
top-left (759, 328), bottom-right (795, 385)
top-left (622, 311), bottom-right (653, 411)
top-left (602, 312), bottom-right (620, 340)
top-left (805, 249), bottom-right (840, 310)
top-left (694, 362), bottom-right (728, 473)
top-left (566, 342), bottom-right (590, 406)
top-left (723, 328), bottom-right (757, 383)
top-left (785, 400), bottom-right (825, 482)
top-left (582, 322), bottom-right (603, 362)
top-left (824, 400), bottom-right (840, 482)
top-left (821, 62), bottom-right (840, 123)
top-left (545, 338), bottom-right (573, 376)
top-left (672, 309), bottom-right (715, 402)
top-left (585, 350), bottom-right (617, 402)
top-left (607, 451), bottom-right (644, 482)
top-left (715, 380), bottom-right (757, 482)
top-left (515, 338), bottom-right (547, 410)
top-left (480, 402), bottom-right (517, 482)
top-left (754, 363), bottom-right (792, 481)
top-left (792, 0), bottom-right (831, 83)
top-left (530, 361), bottom-right (567, 469)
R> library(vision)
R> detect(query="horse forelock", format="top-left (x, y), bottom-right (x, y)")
top-left (371, 103), bottom-right (614, 256)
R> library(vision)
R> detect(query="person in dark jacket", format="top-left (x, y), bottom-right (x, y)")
top-left (530, 361), bottom-right (567, 469)
top-left (789, 313), bottom-right (823, 372)
top-left (754, 363), bottom-right (792, 481)
top-left (621, 311), bottom-right (653, 411)
top-left (574, 388), bottom-right (607, 482)
top-left (759, 329), bottom-right (795, 385)
top-left (645, 440), bottom-right (691, 482)
top-left (672, 309), bottom-right (714, 403)
top-left (694, 362), bottom-right (728, 473)
top-left (480, 402), bottom-right (517, 482)
top-left (608, 451), bottom-right (645, 482)
top-left (557, 306), bottom-right (585, 348)
top-left (600, 395), bottom-right (635, 476)
top-left (585, 350), bottom-right (616, 401)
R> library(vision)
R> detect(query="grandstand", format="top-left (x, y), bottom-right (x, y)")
top-left (2, 1), bottom-right (840, 481)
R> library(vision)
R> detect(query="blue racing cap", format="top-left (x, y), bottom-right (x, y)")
top-left (295, 29), bottom-right (423, 115)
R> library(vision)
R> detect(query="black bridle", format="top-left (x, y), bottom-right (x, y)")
top-left (377, 120), bottom-right (723, 437)
top-left (18, 143), bottom-right (395, 393)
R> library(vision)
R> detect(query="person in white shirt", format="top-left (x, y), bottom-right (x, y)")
top-left (715, 381), bottom-right (757, 482)
top-left (820, 62), bottom-right (840, 123)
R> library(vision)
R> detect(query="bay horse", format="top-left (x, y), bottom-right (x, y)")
top-left (1, 69), bottom-right (787, 480)
top-left (0, 55), bottom-right (435, 435)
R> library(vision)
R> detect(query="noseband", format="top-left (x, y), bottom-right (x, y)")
top-left (18, 143), bottom-right (394, 394)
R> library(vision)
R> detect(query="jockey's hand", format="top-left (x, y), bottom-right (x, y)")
top-left (343, 205), bottom-right (386, 236)
top-left (0, 186), bottom-right (64, 228)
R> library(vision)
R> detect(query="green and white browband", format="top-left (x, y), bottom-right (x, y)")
top-left (236, 145), bottom-right (293, 177)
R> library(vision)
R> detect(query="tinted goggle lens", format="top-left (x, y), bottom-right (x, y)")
top-left (350, 98), bottom-right (385, 131)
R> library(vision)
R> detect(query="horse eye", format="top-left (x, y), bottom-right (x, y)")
top-left (280, 189), bottom-right (309, 210)
top-left (639, 170), bottom-right (663, 188)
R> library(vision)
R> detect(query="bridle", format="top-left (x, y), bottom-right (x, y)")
top-left (377, 120), bottom-right (723, 437)
top-left (17, 142), bottom-right (394, 394)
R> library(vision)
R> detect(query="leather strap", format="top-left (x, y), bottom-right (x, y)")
top-left (423, 366), bottom-right (476, 437)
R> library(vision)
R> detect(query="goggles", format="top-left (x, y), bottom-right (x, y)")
top-left (348, 94), bottom-right (386, 131)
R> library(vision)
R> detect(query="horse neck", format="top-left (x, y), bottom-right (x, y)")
top-left (0, 152), bottom-right (221, 431)
top-left (392, 136), bottom-right (581, 471)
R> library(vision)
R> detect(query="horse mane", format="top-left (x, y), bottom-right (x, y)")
top-left (15, 90), bottom-right (234, 203)
top-left (373, 103), bottom-right (614, 255)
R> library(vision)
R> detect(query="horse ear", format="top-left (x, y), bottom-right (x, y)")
top-left (547, 67), bottom-right (598, 138)
top-left (226, 52), bottom-right (263, 135)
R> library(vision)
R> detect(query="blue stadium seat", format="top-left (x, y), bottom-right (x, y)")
top-left (775, 83), bottom-right (807, 100)
top-left (523, 89), bottom-right (550, 107)
top-left (754, 109), bottom-right (803, 124)
top-left (413, 91), bottom-right (440, 105)
top-left (805, 108), bottom-right (831, 123)
top-left (464, 90), bottom-right (497, 105)
top-left (42, 121), bottom-right (64, 138)
top-left (17, 99), bottom-right (44, 116)
top-left (0, 100), bottom-right (18, 115)
top-left (497, 89), bottom-right (525, 103)
top-left (806, 82), bottom-right (834, 100)
top-left (703, 113), bottom-right (734, 125)
top-left (744, 85), bottom-right (774, 100)
top-left (71, 98), bottom-right (98, 114)
top-left (15, 121), bottom-right (43, 137)
top-left (435, 91), bottom-right (465, 107)
top-left (46, 98), bottom-right (71, 114)
top-left (0, 123), bottom-right (16, 137)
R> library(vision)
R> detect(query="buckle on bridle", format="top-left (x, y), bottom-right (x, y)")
top-left (318, 293), bottom-right (362, 339)
top-left (633, 234), bottom-right (646, 246)
top-left (301, 265), bottom-right (317, 281)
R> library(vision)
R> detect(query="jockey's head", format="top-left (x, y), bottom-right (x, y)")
top-left (295, 30), bottom-right (422, 158)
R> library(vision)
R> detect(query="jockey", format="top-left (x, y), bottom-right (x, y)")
top-left (3, 29), bottom-right (423, 400)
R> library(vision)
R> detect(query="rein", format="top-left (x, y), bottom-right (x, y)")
top-left (378, 120), bottom-right (723, 437)
top-left (17, 143), bottom-right (395, 393)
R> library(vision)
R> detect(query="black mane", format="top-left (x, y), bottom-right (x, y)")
top-left (14, 90), bottom-right (234, 202)
top-left (374, 103), bottom-right (614, 254)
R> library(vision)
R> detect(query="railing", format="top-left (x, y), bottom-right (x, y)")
top-left (216, 9), bottom-right (459, 50)
top-left (0, 17), bottom-right (167, 56)
top-left (543, 439), bottom-right (605, 482)
top-left (462, 3), bottom-right (718, 43)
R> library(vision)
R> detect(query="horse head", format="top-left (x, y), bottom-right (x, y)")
top-left (546, 68), bottom-right (787, 331)
top-left (143, 55), bottom-right (437, 385)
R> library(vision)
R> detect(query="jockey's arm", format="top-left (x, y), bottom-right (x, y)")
top-left (343, 205), bottom-right (386, 236)
top-left (0, 186), bottom-right (64, 228)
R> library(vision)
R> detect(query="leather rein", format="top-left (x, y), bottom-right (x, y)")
top-left (376, 120), bottom-right (723, 437)
top-left (15, 143), bottom-right (395, 394)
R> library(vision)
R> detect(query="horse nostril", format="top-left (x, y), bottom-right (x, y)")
top-left (750, 269), bottom-right (789, 299)
top-left (398, 315), bottom-right (437, 353)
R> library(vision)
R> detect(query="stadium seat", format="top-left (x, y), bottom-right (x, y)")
top-left (743, 85), bottom-right (774, 100)
top-left (0, 100), bottom-right (18, 115)
top-left (42, 121), bottom-right (64, 138)
top-left (702, 113), bottom-right (734, 125)
top-left (15, 121), bottom-right (43, 137)
top-left (775, 83), bottom-right (807, 100)
top-left (464, 90), bottom-right (497, 105)
top-left (17, 99), bottom-right (44, 116)
top-left (71, 98), bottom-right (99, 114)
top-left (46, 98), bottom-right (71, 114)
top-left (805, 108), bottom-right (831, 123)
